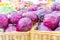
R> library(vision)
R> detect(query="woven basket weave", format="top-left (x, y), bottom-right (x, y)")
top-left (0, 32), bottom-right (30, 40)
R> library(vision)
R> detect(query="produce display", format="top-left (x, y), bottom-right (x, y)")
top-left (0, 14), bottom-right (8, 28)
top-left (37, 2), bottom-right (60, 31)
top-left (16, 17), bottom-right (33, 32)
top-left (9, 11), bottom-right (23, 24)
top-left (38, 22), bottom-right (51, 31)
top-left (55, 27), bottom-right (60, 31)
top-left (37, 8), bottom-right (51, 22)
top-left (5, 24), bottom-right (16, 32)
top-left (44, 13), bottom-right (59, 29)
top-left (51, 2), bottom-right (60, 11)
top-left (22, 12), bottom-right (38, 24)
top-left (1, 2), bottom-right (60, 32)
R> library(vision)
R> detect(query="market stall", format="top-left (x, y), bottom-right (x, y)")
top-left (0, 0), bottom-right (59, 40)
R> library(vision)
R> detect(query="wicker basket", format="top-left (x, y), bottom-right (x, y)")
top-left (50, 31), bottom-right (60, 40)
top-left (0, 32), bottom-right (30, 40)
top-left (30, 22), bottom-right (60, 40)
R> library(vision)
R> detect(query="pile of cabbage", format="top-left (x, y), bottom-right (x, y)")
top-left (38, 2), bottom-right (60, 31)
top-left (1, 2), bottom-right (60, 32)
top-left (0, 9), bottom-right (38, 32)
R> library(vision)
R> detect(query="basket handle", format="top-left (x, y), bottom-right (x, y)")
top-left (31, 22), bottom-right (38, 30)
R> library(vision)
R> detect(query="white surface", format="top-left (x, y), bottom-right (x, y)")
top-left (1, 0), bottom-right (48, 4)
top-left (55, 0), bottom-right (60, 3)
top-left (2, 0), bottom-right (10, 2)
top-left (22, 0), bottom-right (48, 4)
